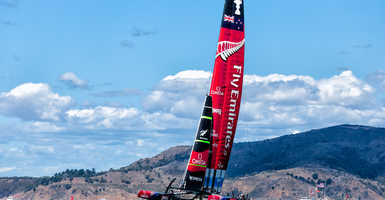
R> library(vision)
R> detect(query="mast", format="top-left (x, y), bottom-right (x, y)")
top-left (205, 0), bottom-right (245, 193)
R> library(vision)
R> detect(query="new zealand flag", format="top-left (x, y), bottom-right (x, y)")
top-left (221, 0), bottom-right (244, 32)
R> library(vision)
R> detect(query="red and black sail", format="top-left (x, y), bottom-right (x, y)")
top-left (206, 0), bottom-right (245, 193)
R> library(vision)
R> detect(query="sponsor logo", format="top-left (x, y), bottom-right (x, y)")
top-left (192, 153), bottom-right (207, 166)
top-left (200, 129), bottom-right (208, 137)
top-left (216, 39), bottom-right (245, 61)
top-left (189, 176), bottom-right (202, 182)
top-left (234, 0), bottom-right (242, 15)
top-left (224, 14), bottom-right (234, 23)
top-left (224, 65), bottom-right (242, 156)
top-left (211, 86), bottom-right (224, 96)
top-left (212, 108), bottom-right (222, 115)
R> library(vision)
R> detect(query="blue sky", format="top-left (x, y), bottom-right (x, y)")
top-left (0, 0), bottom-right (384, 176)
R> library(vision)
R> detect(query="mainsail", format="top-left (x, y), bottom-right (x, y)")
top-left (205, 0), bottom-right (245, 193)
top-left (183, 96), bottom-right (213, 191)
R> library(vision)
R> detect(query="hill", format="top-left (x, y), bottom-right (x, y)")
top-left (227, 124), bottom-right (385, 179)
top-left (1, 124), bottom-right (385, 200)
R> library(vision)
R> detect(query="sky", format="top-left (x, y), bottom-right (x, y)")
top-left (0, 0), bottom-right (384, 176)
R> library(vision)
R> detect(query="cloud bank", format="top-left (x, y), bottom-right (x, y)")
top-left (143, 70), bottom-right (383, 133)
top-left (1, 70), bottom-right (384, 136)
top-left (1, 70), bottom-right (384, 176)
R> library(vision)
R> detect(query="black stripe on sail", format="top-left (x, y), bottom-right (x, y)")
top-left (183, 96), bottom-right (213, 191)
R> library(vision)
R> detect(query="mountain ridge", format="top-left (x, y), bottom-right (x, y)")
top-left (227, 124), bottom-right (385, 179)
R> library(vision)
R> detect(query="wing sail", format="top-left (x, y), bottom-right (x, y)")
top-left (183, 95), bottom-right (213, 191)
top-left (205, 0), bottom-right (245, 193)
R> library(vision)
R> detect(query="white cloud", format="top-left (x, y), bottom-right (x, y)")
top-left (290, 129), bottom-right (301, 134)
top-left (0, 70), bottom-right (383, 139)
top-left (0, 83), bottom-right (72, 121)
top-left (72, 144), bottom-right (96, 150)
top-left (366, 70), bottom-right (385, 92)
top-left (240, 71), bottom-right (381, 131)
top-left (0, 167), bottom-right (16, 173)
top-left (163, 70), bottom-right (211, 81)
top-left (30, 145), bottom-right (55, 153)
top-left (66, 106), bottom-right (141, 129)
top-left (59, 72), bottom-right (88, 89)
top-left (142, 70), bottom-right (384, 138)
top-left (317, 71), bottom-right (374, 107)
top-left (243, 73), bottom-right (318, 105)
top-left (23, 121), bottom-right (65, 132)
top-left (66, 106), bottom-right (194, 131)
top-left (143, 70), bottom-right (210, 118)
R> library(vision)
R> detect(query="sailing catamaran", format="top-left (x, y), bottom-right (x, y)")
top-left (138, 0), bottom-right (245, 199)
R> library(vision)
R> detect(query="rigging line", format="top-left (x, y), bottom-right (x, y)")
top-left (207, 60), bottom-right (214, 96)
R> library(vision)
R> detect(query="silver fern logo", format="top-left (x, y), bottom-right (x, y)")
top-left (216, 39), bottom-right (245, 61)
